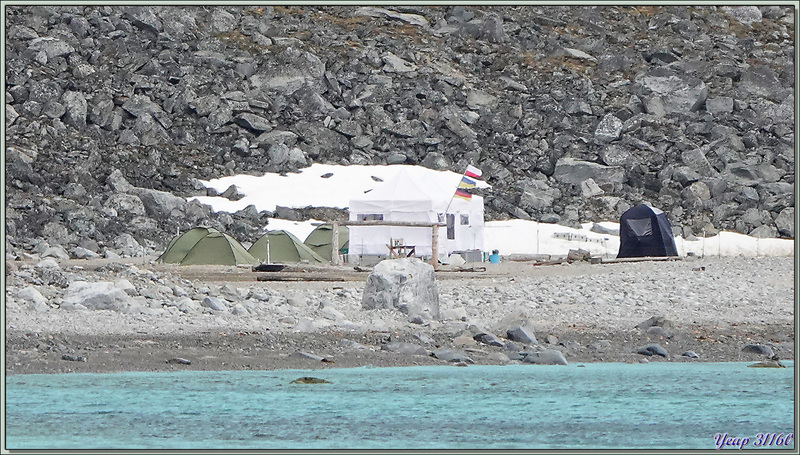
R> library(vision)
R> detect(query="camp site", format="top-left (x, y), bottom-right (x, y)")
top-left (4, 6), bottom-right (794, 451)
top-left (163, 163), bottom-right (792, 274)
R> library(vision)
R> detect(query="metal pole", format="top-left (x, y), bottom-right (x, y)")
top-left (702, 229), bottom-right (705, 258)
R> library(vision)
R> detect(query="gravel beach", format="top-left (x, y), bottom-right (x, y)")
top-left (5, 256), bottom-right (794, 375)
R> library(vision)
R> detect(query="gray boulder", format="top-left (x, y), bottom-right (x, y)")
top-left (249, 49), bottom-right (325, 95)
top-left (522, 349), bottom-right (568, 365)
top-left (291, 351), bottom-right (332, 363)
top-left (636, 315), bottom-right (675, 330)
top-left (646, 326), bottom-right (672, 339)
top-left (201, 296), bottom-right (228, 312)
top-left (639, 75), bottom-right (707, 114)
top-left (431, 348), bottom-right (474, 364)
top-left (105, 193), bottom-right (146, 217)
top-left (637, 344), bottom-right (668, 357)
top-left (506, 325), bottom-right (538, 345)
top-left (133, 188), bottom-right (186, 218)
top-left (15, 286), bottom-right (48, 307)
top-left (382, 341), bottom-right (428, 356)
top-left (553, 158), bottom-right (625, 189)
top-left (339, 339), bottom-right (370, 350)
top-left (106, 169), bottom-right (135, 193)
top-left (741, 344), bottom-right (774, 357)
top-left (775, 208), bottom-right (794, 238)
top-left (210, 8), bottom-right (237, 33)
top-left (721, 6), bottom-right (762, 25)
top-left (34, 257), bottom-right (59, 269)
top-left (473, 331), bottom-right (505, 347)
top-left (381, 52), bottom-right (418, 73)
top-left (594, 113), bottom-right (623, 143)
top-left (29, 80), bottom-right (63, 105)
top-left (355, 7), bottom-right (430, 27)
top-left (113, 233), bottom-right (144, 257)
top-left (27, 37), bottom-right (74, 60)
top-left (61, 91), bottom-right (87, 129)
top-left (234, 113), bottom-right (272, 132)
top-left (706, 97), bottom-right (734, 116)
top-left (42, 245), bottom-right (70, 260)
top-left (71, 247), bottom-right (100, 260)
top-left (61, 281), bottom-right (132, 311)
top-left (6, 105), bottom-right (19, 125)
top-left (362, 258), bottom-right (440, 320)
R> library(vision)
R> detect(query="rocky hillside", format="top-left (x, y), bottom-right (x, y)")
top-left (5, 5), bottom-right (795, 258)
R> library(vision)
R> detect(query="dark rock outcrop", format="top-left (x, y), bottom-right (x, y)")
top-left (4, 6), bottom-right (794, 258)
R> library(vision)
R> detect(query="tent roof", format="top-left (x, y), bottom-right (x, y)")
top-left (179, 232), bottom-right (258, 266)
top-left (304, 224), bottom-right (349, 261)
top-left (249, 230), bottom-right (325, 263)
top-left (158, 226), bottom-right (220, 264)
top-left (304, 224), bottom-right (349, 247)
top-left (622, 204), bottom-right (664, 218)
top-left (349, 168), bottom-right (473, 213)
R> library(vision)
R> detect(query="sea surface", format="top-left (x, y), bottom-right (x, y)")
top-left (5, 362), bottom-right (795, 450)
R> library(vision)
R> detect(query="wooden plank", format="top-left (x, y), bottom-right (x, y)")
top-left (600, 256), bottom-right (682, 264)
top-left (331, 221), bottom-right (341, 266)
top-left (339, 220), bottom-right (444, 227)
top-left (431, 224), bottom-right (439, 270)
top-left (256, 274), bottom-right (364, 282)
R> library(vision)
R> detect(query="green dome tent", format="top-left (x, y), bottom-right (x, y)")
top-left (158, 227), bottom-right (220, 264)
top-left (304, 224), bottom-right (349, 261)
top-left (179, 232), bottom-right (259, 266)
top-left (249, 230), bottom-right (325, 264)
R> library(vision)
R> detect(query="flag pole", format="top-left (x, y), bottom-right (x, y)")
top-left (445, 165), bottom-right (477, 214)
top-left (444, 189), bottom-right (458, 215)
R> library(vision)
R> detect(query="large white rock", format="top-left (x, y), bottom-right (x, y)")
top-left (34, 257), bottom-right (61, 269)
top-left (594, 113), bottom-right (623, 143)
top-left (116, 279), bottom-right (137, 296)
top-left (61, 281), bottom-right (132, 311)
top-left (362, 258), bottom-right (440, 320)
top-left (42, 245), bottom-right (70, 260)
top-left (15, 286), bottom-right (48, 306)
top-left (15, 286), bottom-right (50, 311)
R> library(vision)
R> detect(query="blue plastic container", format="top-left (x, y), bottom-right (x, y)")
top-left (488, 254), bottom-right (500, 264)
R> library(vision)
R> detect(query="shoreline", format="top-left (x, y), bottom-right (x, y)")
top-left (6, 322), bottom-right (793, 376)
top-left (5, 257), bottom-right (795, 376)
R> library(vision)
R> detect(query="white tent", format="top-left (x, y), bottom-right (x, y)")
top-left (348, 168), bottom-right (484, 260)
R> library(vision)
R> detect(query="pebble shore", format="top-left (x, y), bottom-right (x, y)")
top-left (5, 256), bottom-right (794, 375)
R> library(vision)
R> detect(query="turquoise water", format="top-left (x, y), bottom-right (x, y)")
top-left (5, 362), bottom-right (795, 450)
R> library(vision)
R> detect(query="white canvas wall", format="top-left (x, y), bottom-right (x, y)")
top-left (348, 169), bottom-right (484, 259)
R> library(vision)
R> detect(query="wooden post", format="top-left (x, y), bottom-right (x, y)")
top-left (331, 222), bottom-right (341, 266)
top-left (430, 224), bottom-right (439, 270)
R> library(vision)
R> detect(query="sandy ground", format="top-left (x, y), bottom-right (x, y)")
top-left (5, 256), bottom-right (795, 375)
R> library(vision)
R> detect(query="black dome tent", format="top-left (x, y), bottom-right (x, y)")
top-left (617, 204), bottom-right (679, 258)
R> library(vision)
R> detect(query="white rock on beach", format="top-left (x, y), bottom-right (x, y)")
top-left (15, 286), bottom-right (48, 306)
top-left (362, 258), bottom-right (440, 320)
top-left (35, 258), bottom-right (61, 269)
top-left (61, 281), bottom-right (132, 311)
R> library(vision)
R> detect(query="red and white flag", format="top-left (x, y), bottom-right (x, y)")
top-left (464, 165), bottom-right (482, 180)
